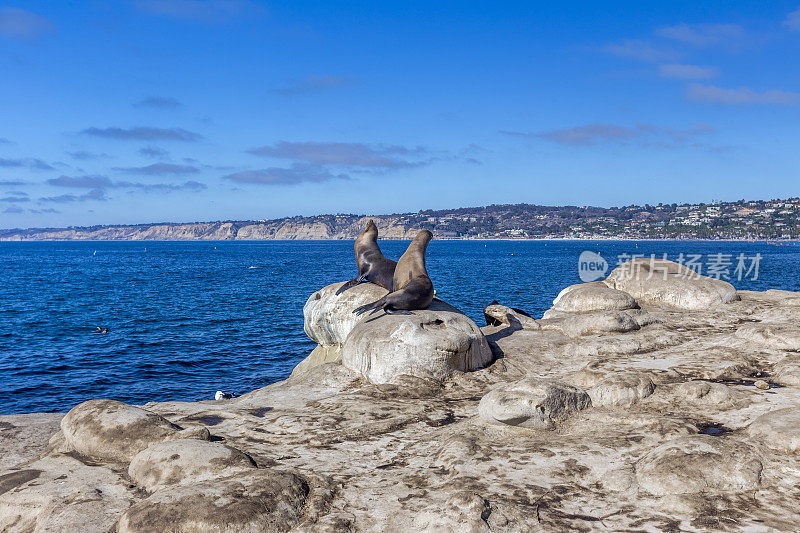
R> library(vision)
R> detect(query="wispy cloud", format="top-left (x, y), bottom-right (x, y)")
top-left (271, 75), bottom-right (354, 96)
top-left (658, 63), bottom-right (718, 80)
top-left (117, 180), bottom-right (207, 193)
top-left (247, 141), bottom-right (428, 169)
top-left (27, 208), bottom-right (59, 214)
top-left (40, 189), bottom-right (108, 203)
top-left (687, 84), bottom-right (800, 105)
top-left (223, 164), bottom-right (349, 186)
top-left (0, 157), bottom-right (54, 170)
top-left (0, 7), bottom-right (53, 41)
top-left (67, 150), bottom-right (111, 160)
top-left (133, 95), bottom-right (183, 110)
top-left (0, 180), bottom-right (27, 186)
top-left (46, 173), bottom-right (206, 194)
top-left (502, 122), bottom-right (716, 148)
top-left (138, 146), bottom-right (170, 159)
top-left (655, 23), bottom-right (746, 47)
top-left (114, 163), bottom-right (199, 175)
top-left (0, 137), bottom-right (11, 144)
top-left (3, 205), bottom-right (23, 214)
top-left (503, 123), bottom-right (642, 146)
top-left (135, 0), bottom-right (261, 21)
top-left (47, 175), bottom-right (113, 188)
top-left (81, 126), bottom-right (203, 142)
top-left (602, 39), bottom-right (678, 62)
top-left (0, 193), bottom-right (29, 203)
top-left (785, 8), bottom-right (800, 32)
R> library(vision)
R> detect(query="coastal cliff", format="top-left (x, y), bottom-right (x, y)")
top-left (0, 216), bottom-right (425, 241)
top-left (3, 261), bottom-right (800, 531)
top-left (3, 198), bottom-right (799, 241)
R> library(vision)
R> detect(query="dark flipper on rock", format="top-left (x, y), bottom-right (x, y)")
top-left (354, 297), bottom-right (386, 316)
top-left (336, 277), bottom-right (363, 296)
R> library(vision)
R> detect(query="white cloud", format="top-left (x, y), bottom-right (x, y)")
top-left (602, 39), bottom-right (678, 62)
top-left (658, 64), bottom-right (718, 80)
top-left (687, 84), bottom-right (800, 105)
top-left (785, 9), bottom-right (800, 31)
top-left (656, 23), bottom-right (746, 47)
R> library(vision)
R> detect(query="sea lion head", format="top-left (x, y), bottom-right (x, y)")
top-left (413, 229), bottom-right (433, 247)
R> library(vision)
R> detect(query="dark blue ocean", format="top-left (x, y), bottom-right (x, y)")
top-left (1, 240), bottom-right (798, 415)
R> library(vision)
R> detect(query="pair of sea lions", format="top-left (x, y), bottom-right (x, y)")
top-left (338, 220), bottom-right (434, 315)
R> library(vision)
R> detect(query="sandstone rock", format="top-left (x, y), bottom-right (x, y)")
top-left (303, 282), bottom-right (387, 347)
top-left (587, 373), bottom-right (655, 408)
top-left (673, 381), bottom-right (736, 405)
top-left (60, 399), bottom-right (194, 463)
top-left (541, 311), bottom-right (640, 338)
top-left (290, 345), bottom-right (342, 377)
top-left (482, 302), bottom-right (539, 330)
top-left (117, 470), bottom-right (309, 533)
top-left (128, 439), bottom-right (257, 491)
top-left (341, 299), bottom-right (492, 384)
top-left (0, 455), bottom-right (135, 532)
top-left (0, 413), bottom-right (62, 471)
top-left (747, 408), bottom-right (800, 453)
top-left (478, 378), bottom-right (591, 429)
top-left (551, 283), bottom-right (638, 313)
top-left (409, 491), bottom-right (491, 533)
top-left (734, 323), bottom-right (800, 351)
top-left (604, 258), bottom-right (739, 311)
top-left (754, 379), bottom-right (770, 390)
top-left (773, 355), bottom-right (800, 386)
top-left (636, 436), bottom-right (762, 496)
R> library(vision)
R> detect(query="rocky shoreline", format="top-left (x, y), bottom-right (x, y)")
top-left (3, 259), bottom-right (800, 531)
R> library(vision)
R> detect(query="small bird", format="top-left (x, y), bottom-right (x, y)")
top-left (215, 391), bottom-right (233, 400)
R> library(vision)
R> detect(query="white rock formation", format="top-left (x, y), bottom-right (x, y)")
top-left (604, 258), bottom-right (739, 310)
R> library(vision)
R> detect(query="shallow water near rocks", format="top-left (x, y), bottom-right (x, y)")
top-left (1, 240), bottom-right (798, 415)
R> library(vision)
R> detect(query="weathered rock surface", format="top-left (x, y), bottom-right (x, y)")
top-left (117, 470), bottom-right (309, 533)
top-left (604, 258), bottom-right (739, 310)
top-left (482, 302), bottom-right (539, 330)
top-left (60, 399), bottom-right (191, 463)
top-left (128, 439), bottom-right (257, 491)
top-left (747, 408), bottom-right (800, 453)
top-left (551, 282), bottom-right (639, 313)
top-left (4, 278), bottom-right (800, 531)
top-left (341, 298), bottom-right (493, 383)
top-left (636, 436), bottom-right (763, 496)
top-left (478, 378), bottom-right (591, 429)
top-left (303, 282), bottom-right (387, 348)
top-left (585, 372), bottom-right (656, 407)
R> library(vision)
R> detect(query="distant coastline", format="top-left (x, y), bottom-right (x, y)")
top-left (2, 198), bottom-right (799, 242)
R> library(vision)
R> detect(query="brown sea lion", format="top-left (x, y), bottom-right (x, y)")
top-left (354, 229), bottom-right (434, 315)
top-left (336, 219), bottom-right (397, 295)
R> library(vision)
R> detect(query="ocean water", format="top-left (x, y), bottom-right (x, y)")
top-left (1, 240), bottom-right (798, 415)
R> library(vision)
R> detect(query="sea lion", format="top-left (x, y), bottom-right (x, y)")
top-left (336, 219), bottom-right (397, 295)
top-left (354, 229), bottom-right (434, 315)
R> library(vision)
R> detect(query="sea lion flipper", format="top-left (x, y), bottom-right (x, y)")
top-left (335, 278), bottom-right (361, 296)
top-left (353, 297), bottom-right (385, 316)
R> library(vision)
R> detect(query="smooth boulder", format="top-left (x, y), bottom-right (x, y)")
top-left (587, 373), bottom-right (655, 408)
top-left (341, 299), bottom-right (492, 384)
top-left (747, 408), bottom-right (800, 453)
top-left (636, 436), bottom-right (762, 496)
top-left (117, 470), bottom-right (309, 533)
top-left (478, 378), bottom-right (591, 429)
top-left (303, 282), bottom-right (387, 347)
top-left (552, 283), bottom-right (638, 313)
top-left (604, 258), bottom-right (739, 311)
top-left (60, 400), bottom-right (187, 463)
top-left (128, 439), bottom-right (257, 491)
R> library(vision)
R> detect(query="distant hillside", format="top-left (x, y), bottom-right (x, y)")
top-left (2, 198), bottom-right (799, 241)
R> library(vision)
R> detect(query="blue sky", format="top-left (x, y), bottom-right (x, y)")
top-left (1, 0), bottom-right (799, 228)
